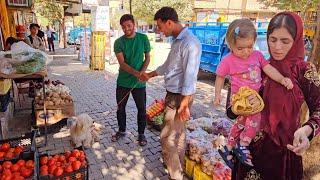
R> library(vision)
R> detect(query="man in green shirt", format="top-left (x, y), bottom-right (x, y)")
top-left (111, 14), bottom-right (151, 146)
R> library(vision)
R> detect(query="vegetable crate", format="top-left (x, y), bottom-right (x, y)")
top-left (0, 151), bottom-right (37, 179)
top-left (37, 148), bottom-right (89, 180)
top-left (146, 99), bottom-right (165, 121)
top-left (0, 131), bottom-right (36, 163)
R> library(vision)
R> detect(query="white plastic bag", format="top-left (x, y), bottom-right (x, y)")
top-left (10, 41), bottom-right (52, 65)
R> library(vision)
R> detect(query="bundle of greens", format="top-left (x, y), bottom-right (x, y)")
top-left (13, 52), bottom-right (45, 74)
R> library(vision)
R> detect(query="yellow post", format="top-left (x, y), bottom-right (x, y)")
top-left (90, 31), bottom-right (106, 70)
top-left (0, 1), bottom-right (11, 41)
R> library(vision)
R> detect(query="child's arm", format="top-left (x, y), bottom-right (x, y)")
top-left (214, 75), bottom-right (225, 106)
top-left (262, 64), bottom-right (293, 89)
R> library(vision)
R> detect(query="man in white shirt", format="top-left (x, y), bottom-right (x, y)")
top-left (46, 25), bottom-right (55, 52)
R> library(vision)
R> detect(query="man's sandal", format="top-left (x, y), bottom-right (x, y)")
top-left (111, 131), bottom-right (126, 142)
top-left (138, 134), bottom-right (147, 146)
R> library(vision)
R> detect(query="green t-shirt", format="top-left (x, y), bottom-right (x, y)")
top-left (114, 33), bottom-right (151, 88)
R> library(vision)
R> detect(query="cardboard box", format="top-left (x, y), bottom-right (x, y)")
top-left (35, 104), bottom-right (75, 126)
top-left (0, 102), bottom-right (14, 139)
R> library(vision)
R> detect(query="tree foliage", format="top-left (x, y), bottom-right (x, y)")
top-left (258, 0), bottom-right (319, 13)
top-left (130, 0), bottom-right (194, 24)
top-left (34, 0), bottom-right (64, 25)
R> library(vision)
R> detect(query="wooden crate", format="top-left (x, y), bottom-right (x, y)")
top-left (90, 31), bottom-right (106, 71)
top-left (35, 104), bottom-right (75, 126)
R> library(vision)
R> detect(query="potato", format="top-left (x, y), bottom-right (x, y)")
top-left (52, 92), bottom-right (59, 98)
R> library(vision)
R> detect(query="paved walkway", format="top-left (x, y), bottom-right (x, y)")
top-left (8, 43), bottom-right (228, 180)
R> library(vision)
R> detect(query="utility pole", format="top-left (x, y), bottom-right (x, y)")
top-left (310, 1), bottom-right (320, 71)
top-left (129, 0), bottom-right (132, 14)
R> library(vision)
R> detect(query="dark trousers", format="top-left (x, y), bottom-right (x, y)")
top-left (48, 38), bottom-right (55, 52)
top-left (116, 86), bottom-right (146, 135)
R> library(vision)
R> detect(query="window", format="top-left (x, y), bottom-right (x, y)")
top-left (6, 0), bottom-right (31, 7)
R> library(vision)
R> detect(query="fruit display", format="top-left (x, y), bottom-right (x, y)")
top-left (30, 79), bottom-right (65, 90)
top-left (39, 149), bottom-right (88, 179)
top-left (0, 159), bottom-right (34, 179)
top-left (146, 100), bottom-right (165, 119)
top-left (0, 143), bottom-right (24, 161)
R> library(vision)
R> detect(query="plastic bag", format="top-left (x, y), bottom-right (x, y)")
top-left (212, 117), bottom-right (234, 136)
top-left (200, 150), bottom-right (222, 176)
top-left (0, 52), bottom-right (14, 74)
top-left (10, 41), bottom-right (52, 65)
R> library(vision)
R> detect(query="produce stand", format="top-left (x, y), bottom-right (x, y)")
top-left (0, 70), bottom-right (49, 145)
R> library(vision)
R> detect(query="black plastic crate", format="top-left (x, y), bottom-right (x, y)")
top-left (37, 148), bottom-right (89, 180)
top-left (0, 151), bottom-right (37, 180)
top-left (0, 131), bottom-right (36, 163)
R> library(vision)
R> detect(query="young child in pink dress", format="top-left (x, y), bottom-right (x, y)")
top-left (214, 19), bottom-right (293, 168)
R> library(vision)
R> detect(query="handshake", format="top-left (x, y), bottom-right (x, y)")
top-left (136, 71), bottom-right (153, 82)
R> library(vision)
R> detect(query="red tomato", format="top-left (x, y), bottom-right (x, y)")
top-left (20, 168), bottom-right (32, 178)
top-left (71, 150), bottom-right (80, 158)
top-left (0, 152), bottom-right (5, 159)
top-left (48, 159), bottom-right (55, 167)
top-left (58, 155), bottom-right (66, 162)
top-left (2, 161), bottom-right (12, 169)
top-left (14, 146), bottom-right (24, 155)
top-left (53, 167), bottom-right (64, 177)
top-left (40, 156), bottom-right (48, 165)
top-left (11, 174), bottom-right (25, 180)
top-left (71, 161), bottom-right (81, 171)
top-left (55, 162), bottom-right (61, 167)
top-left (12, 172), bottom-right (21, 176)
top-left (40, 165), bottom-right (48, 172)
top-left (64, 165), bottom-right (73, 173)
top-left (4, 152), bottom-right (14, 159)
top-left (7, 148), bottom-right (14, 153)
top-left (79, 151), bottom-right (85, 158)
top-left (53, 155), bottom-right (59, 161)
top-left (68, 157), bottom-right (77, 163)
top-left (65, 151), bottom-right (71, 159)
top-left (10, 164), bottom-right (19, 172)
top-left (40, 169), bottom-right (48, 176)
top-left (25, 160), bottom-right (34, 169)
top-left (48, 165), bottom-right (57, 175)
top-left (0, 164), bottom-right (2, 172)
top-left (0, 143), bottom-right (10, 152)
top-left (16, 160), bottom-right (25, 167)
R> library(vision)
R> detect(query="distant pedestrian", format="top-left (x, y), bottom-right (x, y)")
top-left (46, 25), bottom-right (55, 52)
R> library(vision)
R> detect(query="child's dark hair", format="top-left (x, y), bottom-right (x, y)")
top-left (267, 14), bottom-right (297, 41)
top-left (5, 37), bottom-right (19, 46)
top-left (154, 7), bottom-right (179, 22)
top-left (225, 19), bottom-right (257, 49)
top-left (120, 14), bottom-right (134, 25)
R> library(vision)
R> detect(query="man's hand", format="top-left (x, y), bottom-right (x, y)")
top-left (139, 72), bottom-right (150, 82)
top-left (281, 77), bottom-right (294, 90)
top-left (177, 104), bottom-right (190, 121)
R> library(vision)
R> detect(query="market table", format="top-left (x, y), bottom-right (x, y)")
top-left (0, 70), bottom-right (49, 145)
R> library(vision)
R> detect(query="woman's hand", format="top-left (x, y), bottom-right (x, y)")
top-left (287, 125), bottom-right (313, 156)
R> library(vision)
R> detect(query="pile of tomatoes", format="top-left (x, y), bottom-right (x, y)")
top-left (0, 159), bottom-right (34, 180)
top-left (39, 149), bottom-right (87, 178)
top-left (0, 143), bottom-right (24, 160)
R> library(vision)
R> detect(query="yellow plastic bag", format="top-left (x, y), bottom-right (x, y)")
top-left (0, 79), bottom-right (12, 95)
top-left (231, 86), bottom-right (264, 116)
top-left (185, 156), bottom-right (196, 178)
top-left (193, 164), bottom-right (212, 180)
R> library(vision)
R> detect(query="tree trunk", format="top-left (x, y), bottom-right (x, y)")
top-left (310, 2), bottom-right (320, 71)
top-left (62, 17), bottom-right (67, 49)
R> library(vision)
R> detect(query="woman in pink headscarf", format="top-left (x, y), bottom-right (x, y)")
top-left (231, 12), bottom-right (320, 180)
